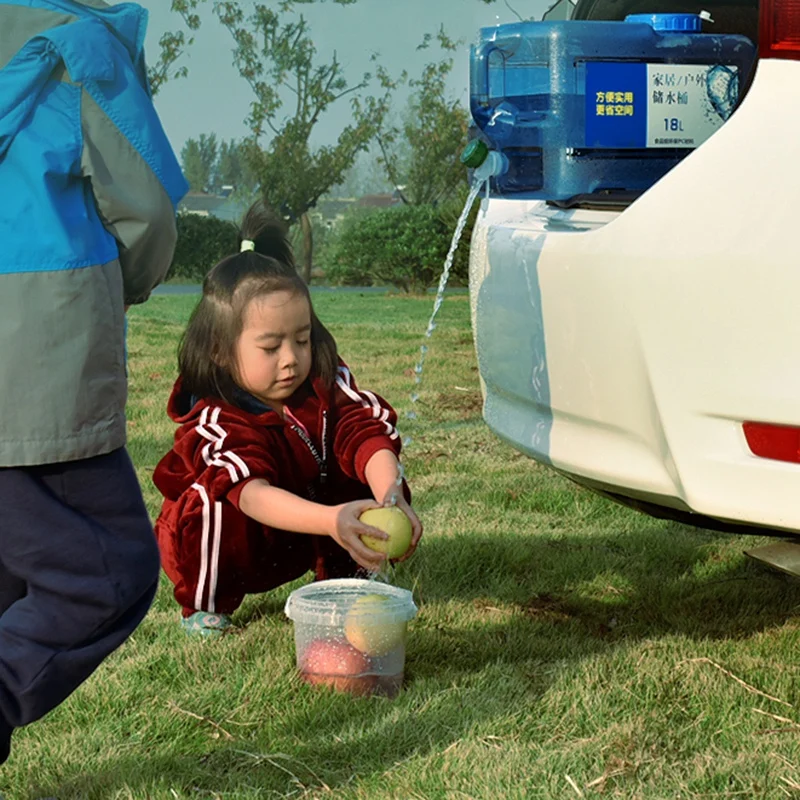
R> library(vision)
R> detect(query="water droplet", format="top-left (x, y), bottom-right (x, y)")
top-left (405, 411), bottom-right (418, 420)
top-left (410, 393), bottom-right (420, 403)
top-left (402, 437), bottom-right (413, 447)
top-left (420, 345), bottom-right (428, 355)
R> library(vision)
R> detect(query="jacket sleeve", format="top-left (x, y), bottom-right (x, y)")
top-left (79, 58), bottom-right (188, 305)
top-left (332, 363), bottom-right (402, 483)
top-left (154, 410), bottom-right (283, 506)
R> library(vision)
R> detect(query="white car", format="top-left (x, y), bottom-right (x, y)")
top-left (468, 0), bottom-right (800, 536)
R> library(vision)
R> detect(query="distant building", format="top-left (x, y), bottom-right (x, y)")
top-left (177, 192), bottom-right (227, 217)
top-left (356, 193), bottom-right (401, 210)
top-left (310, 197), bottom-right (356, 230)
top-left (213, 195), bottom-right (253, 225)
top-left (177, 191), bottom-right (254, 226)
top-left (180, 188), bottom-right (403, 231)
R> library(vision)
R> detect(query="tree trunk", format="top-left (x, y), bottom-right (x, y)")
top-left (300, 212), bottom-right (313, 284)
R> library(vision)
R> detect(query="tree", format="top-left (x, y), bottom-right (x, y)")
top-left (147, 1), bottom-right (201, 96)
top-left (181, 133), bottom-right (218, 192)
top-left (377, 27), bottom-right (470, 206)
top-left (215, 138), bottom-right (254, 193)
top-left (327, 205), bottom-right (453, 293)
top-left (148, 0), bottom-right (358, 96)
top-left (328, 146), bottom-right (394, 199)
top-left (180, 135), bottom-right (260, 196)
top-left (147, 0), bottom-right (513, 97)
top-left (214, 2), bottom-right (397, 282)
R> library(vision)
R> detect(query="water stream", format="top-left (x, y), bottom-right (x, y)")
top-left (369, 179), bottom-right (485, 583)
top-left (405, 180), bottom-right (484, 428)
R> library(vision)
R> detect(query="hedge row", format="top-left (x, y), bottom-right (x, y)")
top-left (167, 213), bottom-right (239, 282)
top-left (167, 196), bottom-right (477, 292)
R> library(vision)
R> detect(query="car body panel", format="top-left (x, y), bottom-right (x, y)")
top-left (470, 59), bottom-right (800, 534)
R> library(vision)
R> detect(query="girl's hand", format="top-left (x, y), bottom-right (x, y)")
top-left (329, 499), bottom-right (389, 572)
top-left (380, 491), bottom-right (423, 563)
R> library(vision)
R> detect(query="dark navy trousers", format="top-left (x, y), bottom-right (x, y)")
top-left (0, 448), bottom-right (159, 736)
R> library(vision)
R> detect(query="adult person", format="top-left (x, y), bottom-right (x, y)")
top-left (0, 0), bottom-right (188, 764)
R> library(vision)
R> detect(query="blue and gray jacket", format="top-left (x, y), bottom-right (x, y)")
top-left (0, 0), bottom-right (188, 466)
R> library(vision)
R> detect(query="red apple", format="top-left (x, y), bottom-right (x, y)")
top-left (299, 638), bottom-right (376, 696)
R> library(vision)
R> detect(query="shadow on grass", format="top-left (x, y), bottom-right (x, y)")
top-left (34, 522), bottom-right (800, 799)
top-left (411, 524), bottom-right (800, 642)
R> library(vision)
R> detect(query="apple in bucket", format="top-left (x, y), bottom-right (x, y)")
top-left (299, 638), bottom-right (376, 696)
top-left (344, 593), bottom-right (407, 657)
top-left (359, 506), bottom-right (413, 560)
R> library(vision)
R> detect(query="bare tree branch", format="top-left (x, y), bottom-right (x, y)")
top-left (376, 133), bottom-right (410, 205)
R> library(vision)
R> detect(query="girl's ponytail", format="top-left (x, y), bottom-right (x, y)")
top-left (238, 201), bottom-right (295, 269)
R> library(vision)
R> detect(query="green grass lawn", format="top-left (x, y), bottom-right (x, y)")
top-left (4, 292), bottom-right (800, 800)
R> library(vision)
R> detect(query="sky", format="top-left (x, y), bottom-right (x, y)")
top-left (137, 0), bottom-right (553, 157)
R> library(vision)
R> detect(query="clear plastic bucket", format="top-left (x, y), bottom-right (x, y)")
top-left (284, 578), bottom-right (418, 698)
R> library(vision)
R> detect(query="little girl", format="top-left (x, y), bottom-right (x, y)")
top-left (154, 202), bottom-right (422, 636)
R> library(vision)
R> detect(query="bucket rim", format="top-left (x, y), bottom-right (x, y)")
top-left (284, 578), bottom-right (418, 624)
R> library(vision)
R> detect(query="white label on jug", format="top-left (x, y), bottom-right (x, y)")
top-left (645, 64), bottom-right (739, 148)
top-left (585, 62), bottom-right (740, 149)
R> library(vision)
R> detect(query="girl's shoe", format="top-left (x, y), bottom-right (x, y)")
top-left (181, 611), bottom-right (232, 638)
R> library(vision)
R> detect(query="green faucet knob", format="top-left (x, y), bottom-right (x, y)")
top-left (461, 139), bottom-right (489, 169)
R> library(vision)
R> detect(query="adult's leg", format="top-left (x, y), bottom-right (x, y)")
top-left (0, 712), bottom-right (9, 765)
top-left (0, 560), bottom-right (25, 616)
top-left (0, 560), bottom-right (24, 764)
top-left (0, 449), bottom-right (159, 750)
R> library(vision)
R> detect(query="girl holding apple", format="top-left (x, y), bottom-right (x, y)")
top-left (153, 201), bottom-right (423, 637)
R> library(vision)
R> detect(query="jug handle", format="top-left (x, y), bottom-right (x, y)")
top-left (472, 41), bottom-right (500, 99)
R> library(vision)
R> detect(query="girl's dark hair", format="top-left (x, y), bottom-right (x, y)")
top-left (178, 200), bottom-right (338, 404)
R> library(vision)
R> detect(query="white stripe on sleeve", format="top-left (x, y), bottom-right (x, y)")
top-left (224, 450), bottom-right (251, 479)
top-left (336, 367), bottom-right (398, 438)
top-left (195, 406), bottom-right (248, 483)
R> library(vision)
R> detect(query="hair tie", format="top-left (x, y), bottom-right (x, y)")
top-left (240, 239), bottom-right (255, 253)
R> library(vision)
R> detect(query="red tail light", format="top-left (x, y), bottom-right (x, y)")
top-left (760, 0), bottom-right (800, 59)
top-left (743, 422), bottom-right (800, 463)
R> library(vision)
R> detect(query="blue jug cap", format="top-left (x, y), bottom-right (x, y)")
top-left (624, 13), bottom-right (703, 32)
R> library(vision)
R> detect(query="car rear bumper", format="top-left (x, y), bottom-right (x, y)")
top-left (469, 59), bottom-right (800, 534)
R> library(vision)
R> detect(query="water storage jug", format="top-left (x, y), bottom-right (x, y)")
top-left (468, 14), bottom-right (755, 202)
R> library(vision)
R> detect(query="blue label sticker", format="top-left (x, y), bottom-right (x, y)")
top-left (585, 62), bottom-right (648, 148)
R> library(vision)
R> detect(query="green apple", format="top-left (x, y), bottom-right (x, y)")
top-left (344, 594), bottom-right (407, 656)
top-left (359, 506), bottom-right (413, 559)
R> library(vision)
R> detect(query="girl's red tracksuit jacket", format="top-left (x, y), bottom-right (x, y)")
top-left (153, 362), bottom-right (405, 616)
